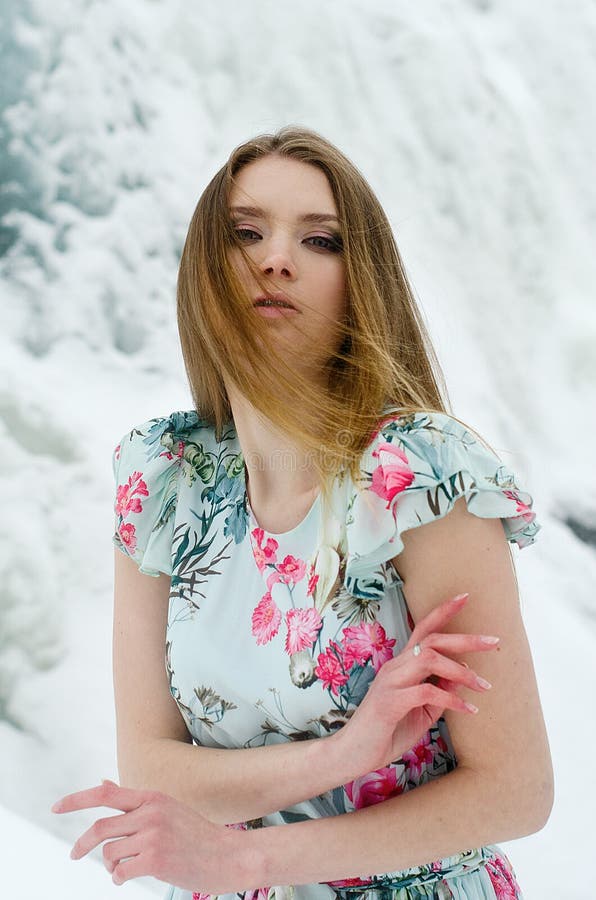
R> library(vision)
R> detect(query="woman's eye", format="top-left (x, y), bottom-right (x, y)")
top-left (234, 227), bottom-right (260, 242)
top-left (232, 227), bottom-right (342, 253)
top-left (306, 234), bottom-right (343, 253)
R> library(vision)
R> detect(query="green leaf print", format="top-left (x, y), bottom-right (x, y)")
top-left (193, 685), bottom-right (238, 728)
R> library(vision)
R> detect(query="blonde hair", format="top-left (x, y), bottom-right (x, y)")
top-left (177, 125), bottom-right (492, 508)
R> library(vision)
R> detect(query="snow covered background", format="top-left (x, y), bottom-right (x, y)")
top-left (1, 0), bottom-right (595, 897)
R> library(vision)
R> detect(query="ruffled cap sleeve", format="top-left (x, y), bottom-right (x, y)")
top-left (345, 410), bottom-right (541, 583)
top-left (112, 410), bottom-right (200, 577)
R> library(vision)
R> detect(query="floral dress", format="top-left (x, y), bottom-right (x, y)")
top-left (112, 407), bottom-right (541, 900)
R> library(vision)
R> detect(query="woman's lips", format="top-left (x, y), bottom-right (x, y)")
top-left (253, 291), bottom-right (297, 309)
top-left (254, 305), bottom-right (299, 318)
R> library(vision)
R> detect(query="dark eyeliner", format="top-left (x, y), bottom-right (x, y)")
top-left (327, 232), bottom-right (344, 252)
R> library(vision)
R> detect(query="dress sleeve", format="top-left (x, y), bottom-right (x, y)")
top-left (344, 410), bottom-right (541, 582)
top-left (112, 416), bottom-right (184, 577)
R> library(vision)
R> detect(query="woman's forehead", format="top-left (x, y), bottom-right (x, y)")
top-left (230, 156), bottom-right (336, 211)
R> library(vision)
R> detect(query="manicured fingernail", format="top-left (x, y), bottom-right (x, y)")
top-left (465, 702), bottom-right (479, 713)
top-left (51, 801), bottom-right (62, 813)
top-left (476, 676), bottom-right (492, 689)
top-left (451, 593), bottom-right (469, 603)
top-left (481, 636), bottom-right (500, 644)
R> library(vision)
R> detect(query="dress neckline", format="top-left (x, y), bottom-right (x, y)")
top-left (243, 465), bottom-right (322, 538)
top-left (227, 419), bottom-right (323, 538)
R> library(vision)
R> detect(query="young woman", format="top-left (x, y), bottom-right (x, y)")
top-left (52, 126), bottom-right (553, 899)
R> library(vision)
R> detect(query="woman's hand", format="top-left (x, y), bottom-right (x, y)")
top-left (330, 592), bottom-right (499, 778)
top-left (51, 779), bottom-right (255, 892)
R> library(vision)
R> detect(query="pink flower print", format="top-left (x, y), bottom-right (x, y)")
top-left (251, 592), bottom-right (282, 645)
top-left (306, 567), bottom-right (319, 598)
top-left (161, 439), bottom-right (185, 461)
top-left (326, 877), bottom-right (373, 889)
top-left (193, 848), bottom-right (270, 900)
top-left (502, 489), bottom-right (535, 524)
top-left (485, 854), bottom-right (522, 899)
top-left (115, 471), bottom-right (149, 517)
top-left (344, 766), bottom-right (403, 809)
top-left (114, 443), bottom-right (121, 461)
top-left (285, 607), bottom-right (322, 654)
top-left (342, 621), bottom-right (397, 672)
top-left (341, 633), bottom-right (371, 671)
top-left (370, 441), bottom-right (415, 507)
top-left (118, 522), bottom-right (137, 554)
top-left (266, 570), bottom-right (281, 592)
top-left (277, 554), bottom-right (306, 585)
top-left (251, 527), bottom-right (279, 573)
top-left (315, 641), bottom-right (349, 695)
top-left (367, 413), bottom-right (405, 447)
top-left (402, 730), bottom-right (435, 779)
top-left (244, 890), bottom-right (270, 900)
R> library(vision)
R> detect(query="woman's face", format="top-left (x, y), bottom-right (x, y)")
top-left (227, 155), bottom-right (347, 376)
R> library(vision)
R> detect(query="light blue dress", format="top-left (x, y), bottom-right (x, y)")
top-left (112, 407), bottom-right (540, 900)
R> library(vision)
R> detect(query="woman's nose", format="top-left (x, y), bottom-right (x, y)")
top-left (262, 257), bottom-right (293, 277)
top-left (259, 241), bottom-right (296, 279)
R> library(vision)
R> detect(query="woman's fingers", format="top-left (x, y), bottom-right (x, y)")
top-left (102, 835), bottom-right (140, 872)
top-left (394, 627), bottom-right (498, 682)
top-left (383, 647), bottom-right (491, 691)
top-left (420, 632), bottom-right (500, 655)
top-left (435, 676), bottom-right (460, 694)
top-left (399, 682), bottom-right (478, 714)
top-left (111, 853), bottom-right (148, 886)
top-left (52, 781), bottom-right (152, 815)
top-left (426, 649), bottom-right (491, 692)
top-left (70, 809), bottom-right (141, 859)
top-left (386, 639), bottom-right (493, 692)
top-left (405, 592), bottom-right (471, 650)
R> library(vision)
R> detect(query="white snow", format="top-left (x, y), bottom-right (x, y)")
top-left (0, 803), bottom-right (155, 898)
top-left (1, 0), bottom-right (595, 897)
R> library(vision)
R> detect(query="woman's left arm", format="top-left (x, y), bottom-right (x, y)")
top-left (54, 497), bottom-right (554, 892)
top-left (245, 496), bottom-right (554, 888)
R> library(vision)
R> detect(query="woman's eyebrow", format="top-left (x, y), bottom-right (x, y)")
top-left (229, 205), bottom-right (339, 224)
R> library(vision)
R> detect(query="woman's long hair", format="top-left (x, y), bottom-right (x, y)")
top-left (176, 125), bottom-right (492, 506)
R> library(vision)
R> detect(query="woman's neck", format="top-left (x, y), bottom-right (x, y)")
top-left (226, 385), bottom-right (320, 510)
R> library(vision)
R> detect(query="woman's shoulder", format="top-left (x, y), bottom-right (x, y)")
top-left (363, 406), bottom-right (478, 458)
top-left (112, 408), bottom-right (237, 471)
top-left (114, 409), bottom-right (212, 453)
top-left (357, 407), bottom-right (507, 485)
top-left (344, 406), bottom-right (541, 581)
top-left (111, 409), bottom-right (227, 577)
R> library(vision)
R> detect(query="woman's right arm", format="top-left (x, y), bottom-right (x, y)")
top-left (114, 548), bottom-right (357, 825)
top-left (113, 550), bottom-right (491, 826)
